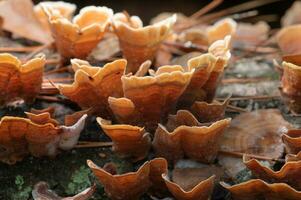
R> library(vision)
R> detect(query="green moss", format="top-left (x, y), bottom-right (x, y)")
top-left (65, 165), bottom-right (92, 195)
top-left (11, 175), bottom-right (32, 200)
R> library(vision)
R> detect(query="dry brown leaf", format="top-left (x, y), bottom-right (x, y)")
top-left (219, 109), bottom-right (291, 179)
top-left (0, 0), bottom-right (52, 44)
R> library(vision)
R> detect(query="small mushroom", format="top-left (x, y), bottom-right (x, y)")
top-left (58, 59), bottom-right (126, 117)
top-left (43, 5), bottom-right (113, 60)
top-left (112, 12), bottom-right (176, 73)
top-left (0, 53), bottom-right (45, 106)
top-left (221, 179), bottom-right (301, 200)
top-left (282, 129), bottom-right (301, 154)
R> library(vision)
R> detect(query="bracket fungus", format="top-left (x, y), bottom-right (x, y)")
top-left (178, 36), bottom-right (232, 107)
top-left (58, 59), bottom-right (126, 117)
top-left (109, 65), bottom-right (193, 130)
top-left (0, 53), bottom-right (45, 106)
top-left (280, 61), bottom-right (301, 113)
top-left (87, 158), bottom-right (168, 200)
top-left (43, 5), bottom-right (113, 60)
top-left (34, 1), bottom-right (76, 33)
top-left (191, 94), bottom-right (230, 123)
top-left (163, 174), bottom-right (215, 200)
top-left (243, 155), bottom-right (301, 190)
top-left (282, 129), bottom-right (301, 154)
top-left (153, 110), bottom-right (231, 164)
top-left (112, 12), bottom-right (177, 73)
top-left (97, 117), bottom-right (151, 161)
top-left (0, 110), bottom-right (87, 164)
top-left (221, 179), bottom-right (301, 200)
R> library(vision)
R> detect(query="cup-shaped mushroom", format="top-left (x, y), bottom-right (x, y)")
top-left (282, 129), bottom-right (301, 154)
top-left (34, 1), bottom-right (76, 32)
top-left (58, 59), bottom-right (126, 117)
top-left (43, 5), bottom-right (113, 60)
top-left (87, 160), bottom-right (151, 200)
top-left (244, 155), bottom-right (301, 190)
top-left (153, 110), bottom-right (231, 163)
top-left (97, 117), bottom-right (151, 161)
top-left (0, 53), bottom-right (45, 106)
top-left (280, 61), bottom-right (301, 113)
top-left (112, 12), bottom-right (176, 73)
top-left (221, 179), bottom-right (301, 200)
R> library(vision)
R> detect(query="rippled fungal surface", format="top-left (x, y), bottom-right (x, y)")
top-left (153, 110), bottom-right (231, 163)
top-left (109, 65), bottom-right (193, 130)
top-left (243, 155), bottom-right (301, 190)
top-left (97, 117), bottom-right (151, 161)
top-left (34, 1), bottom-right (76, 32)
top-left (0, 110), bottom-right (87, 164)
top-left (282, 129), bottom-right (301, 154)
top-left (87, 159), bottom-right (151, 200)
top-left (58, 59), bottom-right (126, 117)
top-left (0, 53), bottom-right (45, 106)
top-left (221, 179), bottom-right (301, 200)
top-left (191, 94), bottom-right (230, 123)
top-left (112, 12), bottom-right (177, 73)
top-left (43, 5), bottom-right (113, 60)
top-left (163, 174), bottom-right (215, 200)
top-left (280, 61), bottom-right (301, 113)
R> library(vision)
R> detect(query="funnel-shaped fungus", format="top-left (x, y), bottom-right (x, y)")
top-left (0, 53), bottom-right (45, 106)
top-left (112, 12), bottom-right (176, 73)
top-left (282, 129), bottom-right (301, 154)
top-left (87, 160), bottom-right (151, 200)
top-left (34, 1), bottom-right (76, 32)
top-left (58, 59), bottom-right (126, 117)
top-left (221, 179), bottom-right (301, 200)
top-left (97, 117), bottom-right (151, 161)
top-left (191, 95), bottom-right (230, 123)
top-left (43, 5), bottom-right (113, 60)
top-left (163, 174), bottom-right (215, 200)
top-left (0, 111), bottom-right (87, 164)
top-left (153, 110), bottom-right (231, 163)
top-left (178, 36), bottom-right (232, 107)
top-left (109, 65), bottom-right (193, 130)
top-left (280, 61), bottom-right (301, 113)
top-left (244, 155), bottom-right (301, 190)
